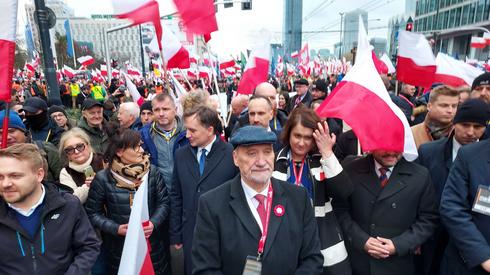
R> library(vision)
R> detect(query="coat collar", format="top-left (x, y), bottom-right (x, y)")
top-left (184, 136), bottom-right (227, 184)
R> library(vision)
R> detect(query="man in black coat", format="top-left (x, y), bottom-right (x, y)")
top-left (287, 78), bottom-right (312, 113)
top-left (170, 106), bottom-right (239, 275)
top-left (0, 144), bottom-right (100, 274)
top-left (334, 150), bottom-right (438, 275)
top-left (417, 99), bottom-right (490, 275)
top-left (192, 126), bottom-right (323, 274)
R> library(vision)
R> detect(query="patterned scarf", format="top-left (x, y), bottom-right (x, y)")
top-left (110, 154), bottom-right (150, 190)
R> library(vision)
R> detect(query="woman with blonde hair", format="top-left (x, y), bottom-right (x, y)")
top-left (58, 127), bottom-right (105, 203)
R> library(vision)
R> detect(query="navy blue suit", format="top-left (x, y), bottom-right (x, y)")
top-left (440, 139), bottom-right (490, 275)
top-left (170, 137), bottom-right (238, 275)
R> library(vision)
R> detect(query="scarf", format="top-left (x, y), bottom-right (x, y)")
top-left (110, 154), bottom-right (150, 191)
top-left (426, 120), bottom-right (453, 140)
top-left (68, 152), bottom-right (94, 172)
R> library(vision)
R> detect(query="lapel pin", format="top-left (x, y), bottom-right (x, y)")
top-left (274, 205), bottom-right (285, 217)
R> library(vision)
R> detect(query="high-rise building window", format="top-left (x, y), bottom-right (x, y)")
top-left (462, 4), bottom-right (470, 25)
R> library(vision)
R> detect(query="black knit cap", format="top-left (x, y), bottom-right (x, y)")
top-left (471, 72), bottom-right (490, 91)
top-left (140, 101), bottom-right (153, 114)
top-left (453, 98), bottom-right (490, 126)
top-left (48, 105), bottom-right (67, 117)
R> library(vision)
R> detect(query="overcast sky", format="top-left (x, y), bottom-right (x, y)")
top-left (18, 0), bottom-right (408, 56)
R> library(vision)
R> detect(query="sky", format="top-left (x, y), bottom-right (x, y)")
top-left (17, 0), bottom-right (408, 56)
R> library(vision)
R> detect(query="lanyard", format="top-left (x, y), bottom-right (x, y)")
top-left (257, 183), bottom-right (274, 259)
top-left (292, 159), bottom-right (305, 186)
top-left (399, 94), bottom-right (415, 108)
top-left (152, 122), bottom-right (176, 142)
top-left (45, 129), bottom-right (51, 142)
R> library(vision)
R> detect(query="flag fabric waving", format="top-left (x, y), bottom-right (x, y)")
top-left (434, 53), bottom-right (484, 87)
top-left (77, 55), bottom-right (95, 66)
top-left (117, 173), bottom-right (154, 275)
top-left (0, 0), bottom-right (18, 102)
top-left (237, 43), bottom-right (270, 95)
top-left (172, 0), bottom-right (218, 35)
top-left (380, 53), bottom-right (396, 74)
top-left (371, 51), bottom-right (388, 75)
top-left (317, 18), bottom-right (417, 161)
top-left (113, 0), bottom-right (163, 50)
top-left (124, 73), bottom-right (144, 106)
top-left (397, 30), bottom-right (436, 88)
top-left (148, 29), bottom-right (190, 69)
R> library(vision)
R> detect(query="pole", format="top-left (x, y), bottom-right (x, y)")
top-left (34, 0), bottom-right (61, 105)
top-left (205, 41), bottom-right (221, 95)
top-left (139, 25), bottom-right (146, 78)
top-left (68, 18), bottom-right (76, 68)
top-left (339, 12), bottom-right (344, 59)
top-left (104, 29), bottom-right (111, 83)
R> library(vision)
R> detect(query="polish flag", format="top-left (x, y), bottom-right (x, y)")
top-left (118, 173), bottom-right (154, 275)
top-left (299, 43), bottom-right (310, 65)
top-left (219, 57), bottom-right (236, 70)
top-left (172, 0), bottom-right (218, 35)
top-left (25, 63), bottom-right (36, 74)
top-left (100, 65), bottom-right (108, 76)
top-left (113, 0), bottom-right (163, 50)
top-left (187, 69), bottom-right (197, 78)
top-left (189, 52), bottom-right (199, 64)
top-left (62, 65), bottom-right (76, 78)
top-left (128, 65), bottom-right (142, 77)
top-left (112, 69), bottom-right (120, 78)
top-left (237, 43), bottom-right (270, 95)
top-left (287, 63), bottom-right (295, 76)
top-left (291, 51), bottom-right (299, 59)
top-left (149, 29), bottom-right (190, 69)
top-left (470, 36), bottom-right (487, 49)
top-left (317, 18), bottom-right (417, 161)
top-left (124, 73), bottom-right (144, 106)
top-left (198, 66), bottom-right (210, 80)
top-left (434, 53), bottom-right (484, 87)
top-left (397, 30), bottom-right (436, 88)
top-left (380, 53), bottom-right (396, 74)
top-left (372, 51), bottom-right (388, 75)
top-left (77, 55), bottom-right (95, 66)
top-left (0, 0), bottom-right (18, 102)
top-left (484, 32), bottom-right (490, 45)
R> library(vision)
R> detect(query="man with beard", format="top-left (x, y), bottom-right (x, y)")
top-left (192, 126), bottom-right (323, 275)
top-left (393, 84), bottom-right (417, 125)
top-left (411, 85), bottom-right (459, 149)
top-left (334, 150), bottom-right (438, 275)
top-left (22, 97), bottom-right (65, 147)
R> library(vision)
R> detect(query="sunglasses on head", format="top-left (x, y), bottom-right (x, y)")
top-left (64, 143), bottom-right (86, 155)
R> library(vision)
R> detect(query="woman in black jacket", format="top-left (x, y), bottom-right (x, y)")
top-left (85, 129), bottom-right (170, 274)
top-left (273, 107), bottom-right (353, 275)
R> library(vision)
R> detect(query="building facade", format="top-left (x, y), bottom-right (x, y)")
top-left (370, 37), bottom-right (388, 56)
top-left (342, 9), bottom-right (368, 57)
top-left (283, 0), bottom-right (303, 62)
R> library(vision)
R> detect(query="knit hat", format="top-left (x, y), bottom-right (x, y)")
top-left (48, 105), bottom-right (67, 117)
top-left (453, 98), bottom-right (490, 126)
top-left (0, 110), bottom-right (26, 132)
top-left (140, 101), bottom-right (153, 114)
top-left (22, 97), bottom-right (48, 113)
top-left (471, 72), bottom-right (490, 91)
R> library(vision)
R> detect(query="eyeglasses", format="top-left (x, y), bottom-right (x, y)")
top-left (64, 143), bottom-right (86, 155)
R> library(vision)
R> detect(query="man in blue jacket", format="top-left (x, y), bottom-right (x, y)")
top-left (0, 143), bottom-right (100, 274)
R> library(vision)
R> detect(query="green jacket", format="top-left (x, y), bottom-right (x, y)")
top-left (77, 118), bottom-right (109, 155)
top-left (33, 140), bottom-right (64, 183)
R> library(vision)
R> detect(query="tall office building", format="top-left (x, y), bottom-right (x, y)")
top-left (283, 0), bottom-right (303, 61)
top-left (342, 9), bottom-right (368, 57)
top-left (370, 37), bottom-right (387, 56)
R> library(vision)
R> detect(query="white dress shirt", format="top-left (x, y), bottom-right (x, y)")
top-left (374, 160), bottom-right (394, 179)
top-left (241, 180), bottom-right (270, 233)
top-left (452, 137), bottom-right (463, 162)
top-left (196, 135), bottom-right (217, 162)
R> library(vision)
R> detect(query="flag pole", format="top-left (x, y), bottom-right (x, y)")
top-left (204, 39), bottom-right (221, 95)
top-left (158, 50), bottom-right (172, 93)
top-left (178, 68), bottom-right (193, 91)
top-left (1, 103), bottom-right (11, 149)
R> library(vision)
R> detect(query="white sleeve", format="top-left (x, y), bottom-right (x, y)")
top-left (321, 154), bottom-right (343, 178)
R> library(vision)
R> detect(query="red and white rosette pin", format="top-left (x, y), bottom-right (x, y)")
top-left (274, 204), bottom-right (285, 217)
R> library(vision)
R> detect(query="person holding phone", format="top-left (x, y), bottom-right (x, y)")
top-left (58, 127), bottom-right (105, 203)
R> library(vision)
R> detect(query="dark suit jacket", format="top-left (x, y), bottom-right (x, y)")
top-left (334, 155), bottom-right (438, 275)
top-left (192, 176), bottom-right (323, 275)
top-left (286, 91), bottom-right (313, 113)
top-left (170, 137), bottom-right (239, 274)
top-left (440, 139), bottom-right (490, 274)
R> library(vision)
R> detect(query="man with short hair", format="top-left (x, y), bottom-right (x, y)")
top-left (248, 95), bottom-right (274, 129)
top-left (117, 102), bottom-right (141, 130)
top-left (170, 105), bottom-right (238, 275)
top-left (0, 143), bottom-right (100, 274)
top-left (417, 98), bottom-right (490, 275)
top-left (411, 85), bottom-right (459, 149)
top-left (287, 78), bottom-right (312, 113)
top-left (48, 105), bottom-right (73, 130)
top-left (140, 93), bottom-right (187, 184)
top-left (393, 83), bottom-right (417, 125)
top-left (255, 82), bottom-right (288, 131)
top-left (192, 125), bottom-right (323, 274)
top-left (78, 98), bottom-right (108, 154)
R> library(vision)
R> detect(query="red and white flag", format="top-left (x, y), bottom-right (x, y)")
top-left (113, 0), bottom-right (163, 50)
top-left (25, 63), bottom-right (36, 74)
top-left (219, 57), bottom-right (236, 70)
top-left (124, 73), bottom-right (144, 106)
top-left (484, 32), bottom-right (490, 45)
top-left (470, 36), bottom-right (487, 49)
top-left (0, 0), bottom-right (18, 102)
top-left (112, 69), bottom-right (120, 78)
top-left (397, 30), bottom-right (436, 88)
top-left (117, 173), bottom-right (154, 275)
top-left (172, 0), bottom-right (218, 35)
top-left (434, 53), bottom-right (484, 87)
top-left (317, 18), bottom-right (417, 161)
top-left (291, 51), bottom-right (299, 59)
top-left (127, 65), bottom-right (142, 77)
top-left (198, 66), bottom-right (211, 80)
top-left (237, 43), bottom-right (270, 95)
top-left (149, 29), bottom-right (190, 69)
top-left (299, 43), bottom-right (310, 65)
top-left (62, 65), bottom-right (76, 78)
top-left (77, 55), bottom-right (95, 66)
top-left (372, 51), bottom-right (388, 75)
top-left (380, 53), bottom-right (396, 74)
top-left (100, 65), bottom-right (108, 76)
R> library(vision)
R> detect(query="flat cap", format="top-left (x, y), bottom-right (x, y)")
top-left (82, 98), bottom-right (103, 111)
top-left (230, 126), bottom-right (277, 148)
top-left (294, 78), bottom-right (309, 86)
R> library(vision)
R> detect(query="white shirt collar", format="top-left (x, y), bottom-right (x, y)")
top-left (374, 159), bottom-right (394, 178)
top-left (452, 137), bottom-right (463, 162)
top-left (240, 179), bottom-right (270, 232)
top-left (8, 184), bottom-right (45, 217)
top-left (199, 135), bottom-right (216, 154)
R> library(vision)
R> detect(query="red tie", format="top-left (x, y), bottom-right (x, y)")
top-left (255, 194), bottom-right (267, 229)
top-left (379, 167), bottom-right (389, 188)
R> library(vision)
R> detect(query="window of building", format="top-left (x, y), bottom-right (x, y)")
top-left (469, 2), bottom-right (476, 24)
top-left (442, 10), bottom-right (449, 29)
top-left (461, 4), bottom-right (470, 25)
top-left (485, 0), bottom-right (490, 20)
top-left (449, 9), bottom-right (456, 28)
top-left (454, 7), bottom-right (462, 27)
top-left (475, 0), bottom-right (484, 22)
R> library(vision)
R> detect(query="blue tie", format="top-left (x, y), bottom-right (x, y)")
top-left (199, 149), bottom-right (207, 176)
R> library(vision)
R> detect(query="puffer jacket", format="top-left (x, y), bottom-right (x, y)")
top-left (85, 165), bottom-right (170, 275)
top-left (273, 146), bottom-right (353, 275)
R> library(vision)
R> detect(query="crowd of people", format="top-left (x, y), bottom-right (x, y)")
top-left (0, 69), bottom-right (490, 275)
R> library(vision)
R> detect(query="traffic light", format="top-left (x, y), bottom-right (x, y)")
top-left (242, 0), bottom-right (252, 10)
top-left (406, 17), bottom-right (413, 32)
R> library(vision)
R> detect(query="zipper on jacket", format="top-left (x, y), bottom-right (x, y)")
top-left (31, 245), bottom-right (38, 274)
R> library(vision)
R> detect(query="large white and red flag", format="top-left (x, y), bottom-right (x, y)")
top-left (434, 53), bottom-right (484, 87)
top-left (112, 0), bottom-right (163, 50)
top-left (118, 173), bottom-right (154, 275)
top-left (219, 56), bottom-right (236, 70)
top-left (470, 36), bottom-right (487, 49)
top-left (299, 43), bottom-right (310, 65)
top-left (124, 73), bottom-right (144, 106)
top-left (380, 53), bottom-right (396, 74)
top-left (100, 65), bottom-right (108, 76)
top-left (237, 43), bottom-right (270, 95)
top-left (397, 30), bottom-right (436, 88)
top-left (317, 18), bottom-right (417, 161)
top-left (0, 0), bottom-right (18, 102)
top-left (149, 29), bottom-right (190, 69)
top-left (173, 0), bottom-right (218, 35)
top-left (372, 51), bottom-right (388, 75)
top-left (77, 55), bottom-right (95, 67)
top-left (62, 65), bottom-right (76, 78)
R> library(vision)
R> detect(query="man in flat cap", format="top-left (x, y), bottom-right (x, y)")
top-left (192, 126), bottom-right (323, 275)
top-left (287, 78), bottom-right (312, 113)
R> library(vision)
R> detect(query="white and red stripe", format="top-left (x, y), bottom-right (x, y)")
top-left (434, 53), bottom-right (484, 87)
top-left (0, 0), bottom-right (18, 102)
top-left (62, 65), bottom-right (76, 78)
top-left (380, 53), bottom-right (396, 74)
top-left (299, 43), bottom-right (310, 65)
top-left (291, 51), bottom-right (299, 59)
top-left (484, 32), bottom-right (490, 45)
top-left (372, 51), bottom-right (388, 75)
top-left (77, 55), bottom-right (95, 66)
top-left (397, 30), bottom-right (436, 88)
top-left (219, 57), bottom-right (236, 70)
top-left (470, 36), bottom-right (487, 49)
top-left (148, 29), bottom-right (190, 69)
top-left (100, 65), bottom-right (108, 76)
top-left (237, 43), bottom-right (270, 95)
top-left (317, 19), bottom-right (417, 161)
